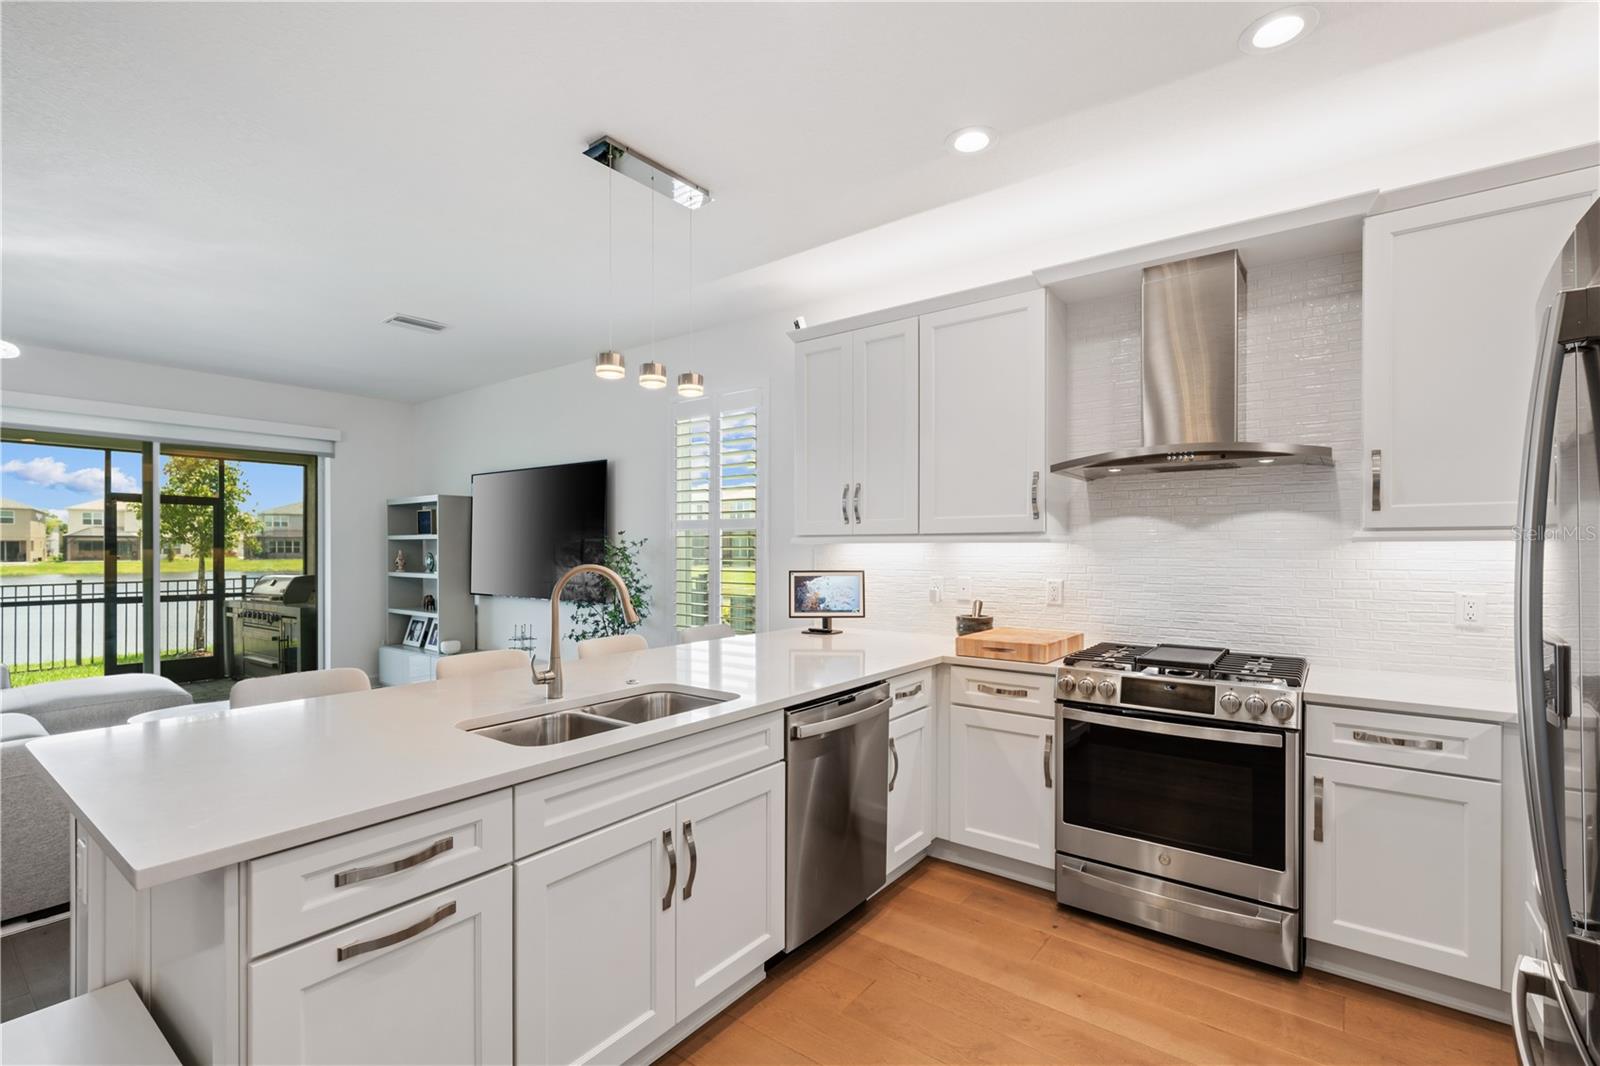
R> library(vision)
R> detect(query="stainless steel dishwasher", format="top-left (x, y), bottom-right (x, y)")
top-left (785, 680), bottom-right (891, 950)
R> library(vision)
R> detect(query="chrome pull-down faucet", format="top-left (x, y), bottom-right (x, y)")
top-left (533, 564), bottom-right (640, 699)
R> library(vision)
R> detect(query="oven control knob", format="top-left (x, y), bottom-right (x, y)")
top-left (1058, 675), bottom-right (1076, 697)
top-left (1076, 676), bottom-right (1097, 698)
top-left (1244, 695), bottom-right (1267, 718)
top-left (1270, 698), bottom-right (1295, 722)
top-left (1219, 691), bottom-right (1242, 715)
top-left (1097, 679), bottom-right (1117, 699)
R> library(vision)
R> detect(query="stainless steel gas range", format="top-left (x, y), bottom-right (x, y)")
top-left (1054, 642), bottom-right (1308, 971)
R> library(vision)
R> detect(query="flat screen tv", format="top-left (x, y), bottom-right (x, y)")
top-left (470, 460), bottom-right (607, 599)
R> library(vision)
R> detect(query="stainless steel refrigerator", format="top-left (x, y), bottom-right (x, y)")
top-left (1515, 195), bottom-right (1600, 1065)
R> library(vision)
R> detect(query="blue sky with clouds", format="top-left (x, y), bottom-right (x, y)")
top-left (0, 442), bottom-right (304, 517)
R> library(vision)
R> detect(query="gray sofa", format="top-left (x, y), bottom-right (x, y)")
top-left (0, 673), bottom-right (193, 922)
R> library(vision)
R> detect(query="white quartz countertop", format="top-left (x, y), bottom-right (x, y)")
top-left (1304, 666), bottom-right (1518, 724)
top-left (27, 628), bottom-right (990, 891)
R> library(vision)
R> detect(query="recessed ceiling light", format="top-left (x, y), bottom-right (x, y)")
top-left (1240, 6), bottom-right (1318, 53)
top-left (0, 340), bottom-right (20, 359)
top-left (948, 127), bottom-right (993, 154)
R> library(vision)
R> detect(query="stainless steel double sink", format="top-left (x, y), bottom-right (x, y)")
top-left (468, 689), bottom-right (730, 747)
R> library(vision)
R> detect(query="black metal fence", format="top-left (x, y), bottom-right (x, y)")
top-left (0, 575), bottom-right (255, 675)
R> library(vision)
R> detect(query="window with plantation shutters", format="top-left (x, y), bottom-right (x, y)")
top-left (673, 391), bottom-right (761, 635)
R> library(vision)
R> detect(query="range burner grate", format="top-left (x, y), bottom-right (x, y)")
top-left (1215, 651), bottom-right (1309, 688)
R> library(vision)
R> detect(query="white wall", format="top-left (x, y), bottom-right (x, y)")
top-left (409, 315), bottom-right (810, 659)
top-left (0, 344), bottom-right (414, 674)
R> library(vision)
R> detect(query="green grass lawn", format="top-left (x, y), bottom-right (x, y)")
top-left (7, 654), bottom-right (148, 686)
top-left (0, 558), bottom-right (304, 578)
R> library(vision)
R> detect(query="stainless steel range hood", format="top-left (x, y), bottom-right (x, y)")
top-left (1052, 249), bottom-right (1333, 480)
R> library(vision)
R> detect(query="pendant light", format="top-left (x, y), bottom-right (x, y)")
top-left (637, 181), bottom-right (665, 389)
top-left (676, 206), bottom-right (706, 397)
top-left (594, 163), bottom-right (624, 380)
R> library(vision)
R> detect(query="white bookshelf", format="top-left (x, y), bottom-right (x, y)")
top-left (378, 494), bottom-right (474, 685)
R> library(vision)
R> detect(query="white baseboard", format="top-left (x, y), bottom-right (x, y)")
top-left (927, 840), bottom-right (1056, 890)
top-left (627, 967), bottom-right (764, 1065)
top-left (1306, 941), bottom-right (1510, 1023)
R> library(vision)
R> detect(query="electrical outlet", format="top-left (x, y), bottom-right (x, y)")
top-left (1045, 579), bottom-right (1063, 606)
top-left (1456, 591), bottom-right (1486, 630)
top-left (954, 576), bottom-right (973, 602)
top-left (928, 577), bottom-right (943, 604)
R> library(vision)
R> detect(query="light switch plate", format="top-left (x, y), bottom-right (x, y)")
top-left (954, 576), bottom-right (973, 602)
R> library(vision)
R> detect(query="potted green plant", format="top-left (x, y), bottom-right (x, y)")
top-left (567, 532), bottom-right (653, 642)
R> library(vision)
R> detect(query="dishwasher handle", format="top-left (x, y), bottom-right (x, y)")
top-left (791, 698), bottom-right (891, 740)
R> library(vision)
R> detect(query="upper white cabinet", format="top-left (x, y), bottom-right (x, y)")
top-left (920, 292), bottom-right (1049, 534)
top-left (794, 317), bottom-right (919, 535)
top-left (1363, 168), bottom-right (1598, 530)
top-left (793, 288), bottom-right (1056, 537)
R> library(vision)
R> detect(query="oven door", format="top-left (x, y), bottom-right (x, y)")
top-left (237, 611), bottom-right (288, 676)
top-left (1057, 703), bottom-right (1300, 907)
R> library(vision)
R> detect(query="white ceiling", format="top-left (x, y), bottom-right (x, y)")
top-left (1, 2), bottom-right (1590, 402)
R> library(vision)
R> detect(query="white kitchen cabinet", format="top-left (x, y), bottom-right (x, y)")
top-left (1363, 167), bottom-right (1598, 530)
top-left (794, 317), bottom-right (919, 535)
top-left (887, 706), bottom-right (935, 875)
top-left (673, 763), bottom-right (785, 1018)
top-left (515, 804), bottom-right (677, 1066)
top-left (1305, 754), bottom-right (1502, 986)
top-left (919, 291), bottom-right (1048, 534)
top-left (947, 703), bottom-right (1056, 869)
top-left (515, 765), bottom-right (785, 1066)
top-left (248, 867), bottom-right (513, 1065)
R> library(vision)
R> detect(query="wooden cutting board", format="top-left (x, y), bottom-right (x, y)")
top-left (955, 627), bottom-right (1084, 664)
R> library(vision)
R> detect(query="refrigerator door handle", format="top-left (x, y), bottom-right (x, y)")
top-left (1516, 300), bottom-right (1583, 996)
top-left (1512, 955), bottom-right (1556, 1066)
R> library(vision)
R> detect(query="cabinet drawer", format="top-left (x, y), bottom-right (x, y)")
top-left (248, 790), bottom-right (512, 956)
top-left (1306, 704), bottom-right (1501, 780)
top-left (949, 666), bottom-right (1054, 718)
top-left (249, 866), bottom-right (513, 1065)
top-left (889, 669), bottom-right (934, 719)
top-left (514, 711), bottom-right (783, 858)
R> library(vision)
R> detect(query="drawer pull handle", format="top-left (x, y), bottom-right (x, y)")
top-left (853, 483), bottom-right (862, 525)
top-left (1371, 450), bottom-right (1382, 512)
top-left (334, 836), bottom-right (454, 887)
top-left (977, 683), bottom-right (1029, 698)
top-left (662, 829), bottom-right (677, 911)
top-left (337, 901), bottom-right (455, 962)
top-left (1313, 776), bottom-right (1324, 842)
top-left (841, 483), bottom-right (851, 526)
top-left (1351, 728), bottom-right (1444, 751)
top-left (1031, 471), bottom-right (1041, 520)
top-left (888, 737), bottom-right (900, 792)
top-left (894, 682), bottom-right (924, 701)
top-left (1044, 734), bottom-right (1054, 788)
top-left (682, 821), bottom-right (698, 901)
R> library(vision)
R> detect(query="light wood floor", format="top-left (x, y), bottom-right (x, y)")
top-left (662, 859), bottom-right (1515, 1066)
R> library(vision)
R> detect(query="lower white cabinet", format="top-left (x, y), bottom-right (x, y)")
top-left (514, 764), bottom-right (785, 1066)
top-left (947, 703), bottom-right (1056, 869)
top-left (1305, 754), bottom-right (1502, 986)
top-left (887, 707), bottom-right (934, 874)
top-left (248, 867), bottom-right (513, 1065)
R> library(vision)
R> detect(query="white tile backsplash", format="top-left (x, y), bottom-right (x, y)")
top-left (817, 252), bottom-right (1516, 678)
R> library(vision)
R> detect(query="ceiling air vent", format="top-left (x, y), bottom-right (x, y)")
top-left (384, 314), bottom-right (447, 333)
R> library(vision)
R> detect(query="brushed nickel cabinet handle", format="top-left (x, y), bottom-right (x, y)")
top-left (977, 683), bottom-right (1029, 698)
top-left (1351, 728), bottom-right (1444, 751)
top-left (1370, 450), bottom-right (1382, 512)
top-left (661, 829), bottom-right (678, 910)
top-left (888, 737), bottom-right (900, 792)
top-left (681, 821), bottom-right (698, 901)
top-left (853, 483), bottom-right (862, 524)
top-left (1031, 471), bottom-right (1041, 520)
top-left (841, 483), bottom-right (850, 526)
top-left (1044, 734), bottom-right (1054, 788)
top-left (1313, 776), bottom-right (1324, 843)
top-left (337, 901), bottom-right (455, 962)
top-left (334, 837), bottom-right (453, 887)
top-left (894, 682), bottom-right (923, 701)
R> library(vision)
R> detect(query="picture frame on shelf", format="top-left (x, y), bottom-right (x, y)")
top-left (417, 508), bottom-right (435, 535)
top-left (402, 615), bottom-right (429, 648)
top-left (423, 619), bottom-right (441, 653)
